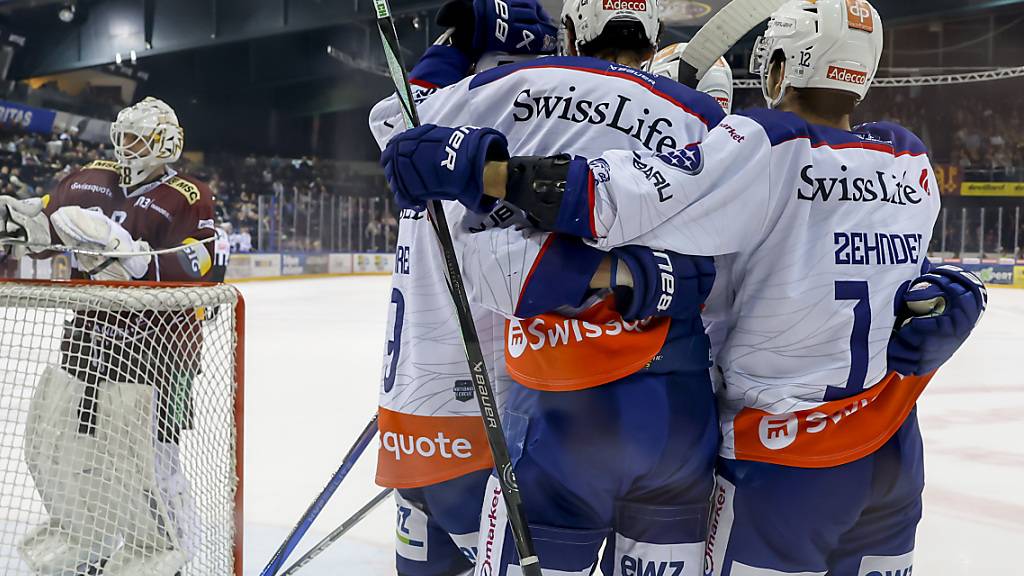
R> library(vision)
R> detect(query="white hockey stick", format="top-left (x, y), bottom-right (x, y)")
top-left (676, 0), bottom-right (789, 87)
top-left (0, 235), bottom-right (216, 259)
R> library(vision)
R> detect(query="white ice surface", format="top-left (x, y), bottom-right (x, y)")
top-left (241, 277), bottom-right (1024, 575)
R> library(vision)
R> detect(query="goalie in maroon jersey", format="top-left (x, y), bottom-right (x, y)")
top-left (0, 97), bottom-right (228, 575)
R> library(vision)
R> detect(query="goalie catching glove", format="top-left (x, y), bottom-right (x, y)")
top-left (51, 206), bottom-right (152, 281)
top-left (888, 264), bottom-right (987, 376)
top-left (0, 196), bottom-right (52, 258)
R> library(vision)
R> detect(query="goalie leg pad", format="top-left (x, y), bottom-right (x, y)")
top-left (19, 366), bottom-right (122, 574)
top-left (97, 382), bottom-right (198, 574)
top-left (20, 371), bottom-right (197, 576)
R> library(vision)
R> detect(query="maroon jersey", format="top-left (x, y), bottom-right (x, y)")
top-left (44, 160), bottom-right (227, 441)
top-left (45, 159), bottom-right (223, 282)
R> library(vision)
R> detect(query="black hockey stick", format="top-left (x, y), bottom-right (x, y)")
top-left (371, 0), bottom-right (542, 574)
top-left (259, 415), bottom-right (379, 576)
top-left (280, 488), bottom-right (394, 575)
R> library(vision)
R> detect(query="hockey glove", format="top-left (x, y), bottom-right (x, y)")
top-left (382, 124), bottom-right (510, 212)
top-left (0, 196), bottom-right (52, 258)
top-left (436, 0), bottom-right (557, 60)
top-left (888, 265), bottom-right (987, 376)
top-left (409, 45), bottom-right (473, 89)
top-left (609, 246), bottom-right (716, 322)
top-left (51, 206), bottom-right (152, 281)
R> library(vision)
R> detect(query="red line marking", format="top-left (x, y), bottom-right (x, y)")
top-left (515, 234), bottom-right (556, 315)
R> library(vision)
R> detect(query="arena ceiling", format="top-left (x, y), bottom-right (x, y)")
top-left (3, 0), bottom-right (1023, 77)
top-left (2, 0), bottom-right (1022, 135)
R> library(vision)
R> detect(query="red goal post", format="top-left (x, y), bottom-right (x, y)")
top-left (0, 278), bottom-right (244, 576)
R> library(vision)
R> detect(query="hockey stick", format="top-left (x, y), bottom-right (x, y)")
top-left (676, 0), bottom-right (789, 87)
top-left (0, 235), bottom-right (217, 259)
top-left (279, 488), bottom-right (394, 575)
top-left (371, 0), bottom-right (542, 574)
top-left (259, 415), bottom-right (379, 576)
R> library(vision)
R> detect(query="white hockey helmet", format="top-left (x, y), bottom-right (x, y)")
top-left (560, 0), bottom-right (659, 56)
top-left (650, 43), bottom-right (734, 113)
top-left (110, 97), bottom-right (184, 187)
top-left (749, 0), bottom-right (883, 108)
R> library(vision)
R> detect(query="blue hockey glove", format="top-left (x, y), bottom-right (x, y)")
top-left (888, 264), bottom-right (987, 376)
top-left (409, 45), bottom-right (473, 88)
top-left (382, 124), bottom-right (510, 212)
top-left (609, 246), bottom-right (716, 322)
top-left (436, 0), bottom-right (557, 59)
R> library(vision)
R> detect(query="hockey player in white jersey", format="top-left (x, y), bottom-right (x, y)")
top-left (381, 0), bottom-right (988, 574)
top-left (370, 2), bottom-right (561, 575)
top-left (373, 1), bottom-right (736, 575)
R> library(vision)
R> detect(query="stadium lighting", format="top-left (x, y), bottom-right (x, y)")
top-left (58, 2), bottom-right (76, 23)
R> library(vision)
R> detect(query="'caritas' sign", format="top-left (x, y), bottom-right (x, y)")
top-left (0, 100), bottom-right (56, 134)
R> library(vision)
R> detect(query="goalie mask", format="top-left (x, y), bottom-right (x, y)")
top-left (560, 0), bottom-right (659, 56)
top-left (110, 97), bottom-right (184, 188)
top-left (749, 0), bottom-right (883, 108)
top-left (650, 43), bottom-right (734, 113)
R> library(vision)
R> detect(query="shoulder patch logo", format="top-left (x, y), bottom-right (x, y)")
top-left (84, 160), bottom-right (121, 173)
top-left (656, 143), bottom-right (704, 176)
top-left (167, 177), bottom-right (202, 205)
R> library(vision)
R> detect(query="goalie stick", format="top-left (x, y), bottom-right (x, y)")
top-left (259, 415), bottom-right (379, 576)
top-left (0, 234), bottom-right (217, 259)
top-left (280, 488), bottom-right (394, 575)
top-left (676, 0), bottom-right (790, 88)
top-left (371, 0), bottom-right (542, 574)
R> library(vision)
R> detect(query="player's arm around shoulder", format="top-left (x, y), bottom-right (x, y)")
top-left (578, 112), bottom-right (776, 254)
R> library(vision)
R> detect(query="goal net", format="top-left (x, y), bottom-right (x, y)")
top-left (0, 280), bottom-right (244, 576)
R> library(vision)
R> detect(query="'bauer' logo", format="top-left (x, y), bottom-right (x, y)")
top-left (441, 126), bottom-right (476, 171)
top-left (653, 251), bottom-right (674, 312)
top-left (827, 65), bottom-right (867, 85)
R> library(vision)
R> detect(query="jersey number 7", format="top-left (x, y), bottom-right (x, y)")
top-left (824, 280), bottom-right (871, 401)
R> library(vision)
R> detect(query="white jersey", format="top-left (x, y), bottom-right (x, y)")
top-left (578, 108), bottom-right (940, 466)
top-left (370, 55), bottom-right (724, 487)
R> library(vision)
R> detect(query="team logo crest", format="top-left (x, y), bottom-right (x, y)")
top-left (656, 143), bottom-right (704, 175)
top-left (453, 380), bottom-right (474, 403)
